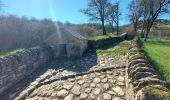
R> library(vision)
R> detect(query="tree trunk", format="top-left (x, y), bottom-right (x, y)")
top-left (102, 19), bottom-right (106, 35)
top-left (116, 23), bottom-right (119, 36)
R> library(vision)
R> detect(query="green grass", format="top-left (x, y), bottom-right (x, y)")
top-left (88, 34), bottom-right (116, 41)
top-left (96, 40), bottom-right (131, 55)
top-left (141, 38), bottom-right (170, 82)
top-left (0, 49), bottom-right (24, 58)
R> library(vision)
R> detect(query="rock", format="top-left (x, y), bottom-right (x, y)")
top-left (100, 75), bottom-right (106, 78)
top-left (117, 76), bottom-right (124, 82)
top-left (71, 85), bottom-right (81, 95)
top-left (78, 80), bottom-right (85, 85)
top-left (112, 86), bottom-right (124, 96)
top-left (82, 83), bottom-right (89, 88)
top-left (85, 88), bottom-right (92, 93)
top-left (103, 83), bottom-right (110, 90)
top-left (93, 88), bottom-right (101, 95)
top-left (101, 78), bottom-right (108, 83)
top-left (93, 78), bottom-right (100, 83)
top-left (108, 91), bottom-right (116, 95)
top-left (103, 93), bottom-right (112, 100)
top-left (90, 93), bottom-right (95, 99)
top-left (90, 73), bottom-right (96, 78)
top-left (90, 83), bottom-right (96, 87)
top-left (112, 97), bottom-right (123, 100)
top-left (64, 94), bottom-right (74, 100)
top-left (80, 93), bottom-right (88, 99)
top-left (57, 89), bottom-right (69, 97)
top-left (117, 82), bottom-right (125, 86)
top-left (63, 83), bottom-right (73, 90)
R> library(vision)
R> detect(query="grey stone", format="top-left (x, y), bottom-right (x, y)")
top-left (63, 83), bottom-right (73, 90)
top-left (71, 85), bottom-right (81, 95)
top-left (57, 89), bottom-right (69, 97)
top-left (108, 91), bottom-right (116, 95)
top-left (78, 80), bottom-right (85, 85)
top-left (64, 94), bottom-right (74, 100)
top-left (93, 88), bottom-right (101, 95)
top-left (101, 78), bottom-right (108, 83)
top-left (90, 93), bottom-right (95, 99)
top-left (80, 93), bottom-right (88, 99)
top-left (90, 83), bottom-right (96, 87)
top-left (93, 78), bottom-right (100, 83)
top-left (85, 88), bottom-right (92, 93)
top-left (103, 93), bottom-right (112, 100)
top-left (112, 97), bottom-right (123, 100)
top-left (103, 83), bottom-right (110, 90)
top-left (117, 76), bottom-right (124, 82)
top-left (112, 86), bottom-right (124, 96)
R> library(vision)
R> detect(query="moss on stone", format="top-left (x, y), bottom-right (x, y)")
top-left (144, 86), bottom-right (170, 100)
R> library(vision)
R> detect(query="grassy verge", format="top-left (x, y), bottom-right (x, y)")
top-left (0, 49), bottom-right (24, 58)
top-left (96, 40), bottom-right (131, 55)
top-left (141, 38), bottom-right (170, 82)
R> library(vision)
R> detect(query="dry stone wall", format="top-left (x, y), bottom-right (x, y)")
top-left (126, 37), bottom-right (169, 100)
top-left (0, 46), bottom-right (54, 94)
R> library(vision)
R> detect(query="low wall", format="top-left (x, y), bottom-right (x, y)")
top-left (88, 37), bottom-right (122, 49)
top-left (0, 46), bottom-right (54, 94)
top-left (126, 37), bottom-right (169, 100)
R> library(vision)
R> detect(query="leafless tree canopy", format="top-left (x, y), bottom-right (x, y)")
top-left (81, 0), bottom-right (111, 35)
top-left (128, 0), bottom-right (170, 41)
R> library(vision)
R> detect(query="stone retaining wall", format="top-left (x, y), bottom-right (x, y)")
top-left (126, 37), bottom-right (169, 100)
top-left (0, 46), bottom-right (54, 94)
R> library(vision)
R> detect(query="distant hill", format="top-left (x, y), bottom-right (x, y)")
top-left (119, 19), bottom-right (170, 39)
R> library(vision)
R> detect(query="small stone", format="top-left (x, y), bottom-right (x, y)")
top-left (83, 83), bottom-right (89, 88)
top-left (90, 83), bottom-right (96, 87)
top-left (80, 93), bottom-right (88, 99)
top-left (107, 75), bottom-right (113, 79)
top-left (64, 94), bottom-right (74, 100)
top-left (93, 88), bottom-right (101, 95)
top-left (57, 89), bottom-right (69, 97)
top-left (112, 86), bottom-right (124, 96)
top-left (85, 88), bottom-right (92, 93)
top-left (90, 93), bottom-right (95, 99)
top-left (100, 75), bottom-right (106, 78)
top-left (78, 80), bottom-right (85, 85)
top-left (75, 76), bottom-right (82, 80)
top-left (112, 97), bottom-right (123, 100)
top-left (103, 93), bottom-right (112, 100)
top-left (108, 79), bottom-right (115, 83)
top-left (117, 76), bottom-right (124, 82)
top-left (90, 73), bottom-right (96, 78)
top-left (63, 84), bottom-right (73, 90)
top-left (108, 91), bottom-right (116, 95)
top-left (106, 71), bottom-right (112, 74)
top-left (117, 82), bottom-right (125, 86)
top-left (71, 85), bottom-right (81, 95)
top-left (103, 83), bottom-right (110, 90)
top-left (101, 78), bottom-right (108, 83)
top-left (93, 78), bottom-right (100, 83)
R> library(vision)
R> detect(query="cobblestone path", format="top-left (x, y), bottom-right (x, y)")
top-left (15, 52), bottom-right (127, 100)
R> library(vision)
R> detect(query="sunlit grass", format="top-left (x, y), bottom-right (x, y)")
top-left (0, 49), bottom-right (24, 58)
top-left (88, 34), bottom-right (116, 41)
top-left (96, 40), bottom-right (131, 55)
top-left (141, 38), bottom-right (170, 82)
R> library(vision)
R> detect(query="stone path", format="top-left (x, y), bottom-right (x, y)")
top-left (15, 52), bottom-right (127, 100)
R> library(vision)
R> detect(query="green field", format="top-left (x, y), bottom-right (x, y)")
top-left (96, 40), bottom-right (131, 55)
top-left (88, 34), bottom-right (116, 41)
top-left (141, 38), bottom-right (170, 82)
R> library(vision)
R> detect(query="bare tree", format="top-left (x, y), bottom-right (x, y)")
top-left (128, 0), bottom-right (142, 34)
top-left (140, 0), bottom-right (170, 41)
top-left (81, 0), bottom-right (111, 35)
top-left (108, 2), bottom-right (121, 36)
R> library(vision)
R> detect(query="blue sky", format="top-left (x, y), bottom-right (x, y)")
top-left (2, 0), bottom-right (170, 25)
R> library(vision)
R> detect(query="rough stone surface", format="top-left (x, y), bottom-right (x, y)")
top-left (11, 51), bottom-right (127, 100)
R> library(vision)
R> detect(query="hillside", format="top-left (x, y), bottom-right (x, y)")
top-left (119, 19), bottom-right (170, 39)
